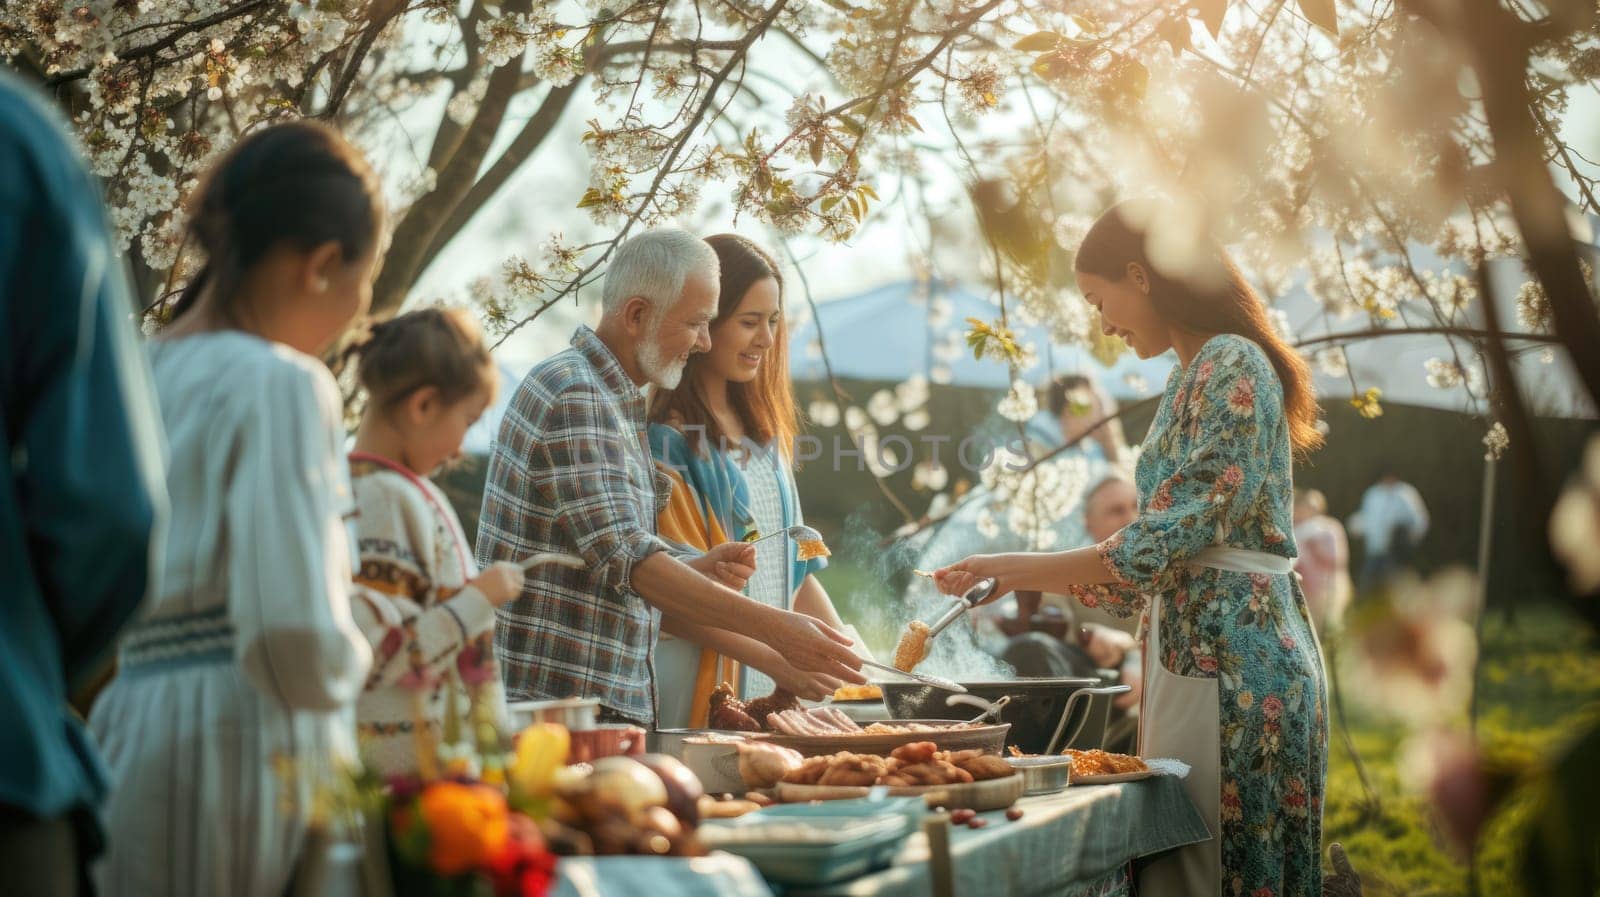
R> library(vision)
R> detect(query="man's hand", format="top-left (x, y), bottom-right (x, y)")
top-left (761, 656), bottom-right (847, 702)
top-left (686, 541), bottom-right (757, 591)
top-left (764, 610), bottom-right (865, 690)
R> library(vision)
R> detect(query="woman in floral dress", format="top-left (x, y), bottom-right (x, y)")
top-left (936, 200), bottom-right (1328, 897)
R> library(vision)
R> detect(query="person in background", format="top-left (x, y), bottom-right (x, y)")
top-left (344, 308), bottom-right (527, 777)
top-left (1004, 474), bottom-right (1143, 750)
top-left (1008, 474), bottom-right (1141, 640)
top-left (971, 375), bottom-right (1132, 650)
top-left (478, 228), bottom-right (863, 729)
top-left (648, 234), bottom-right (851, 729)
top-left (89, 121), bottom-right (379, 897)
top-left (1349, 470), bottom-right (1429, 593)
top-left (1024, 373), bottom-right (1128, 463)
top-left (1294, 488), bottom-right (1352, 636)
top-left (0, 71), bottom-right (167, 897)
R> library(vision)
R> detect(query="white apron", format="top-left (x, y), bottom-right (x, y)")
top-left (1136, 547), bottom-right (1295, 897)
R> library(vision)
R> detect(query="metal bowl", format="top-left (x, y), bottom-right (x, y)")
top-left (1005, 756), bottom-right (1072, 795)
top-left (506, 697), bottom-right (600, 732)
top-left (879, 678), bottom-right (1111, 754)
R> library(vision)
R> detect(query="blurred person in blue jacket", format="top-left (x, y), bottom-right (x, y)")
top-left (0, 72), bottom-right (166, 896)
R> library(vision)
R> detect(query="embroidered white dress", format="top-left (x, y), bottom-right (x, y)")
top-left (89, 332), bottom-right (372, 897)
top-left (347, 456), bottom-right (505, 777)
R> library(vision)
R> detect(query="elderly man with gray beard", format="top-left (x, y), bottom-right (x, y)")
top-left (477, 228), bottom-right (863, 728)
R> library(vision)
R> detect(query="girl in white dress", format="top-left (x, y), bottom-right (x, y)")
top-left (342, 307), bottom-right (524, 778)
top-left (89, 121), bottom-right (384, 897)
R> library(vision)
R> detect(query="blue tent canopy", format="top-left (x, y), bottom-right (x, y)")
top-left (786, 279), bottom-right (1174, 400)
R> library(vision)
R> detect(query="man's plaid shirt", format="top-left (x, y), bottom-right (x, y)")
top-left (477, 326), bottom-right (675, 723)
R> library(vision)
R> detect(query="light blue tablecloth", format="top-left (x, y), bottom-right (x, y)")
top-left (551, 854), bottom-right (775, 897)
top-left (786, 775), bottom-right (1209, 897)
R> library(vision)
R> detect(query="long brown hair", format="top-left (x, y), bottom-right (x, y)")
top-left (169, 120), bottom-right (383, 321)
top-left (1075, 199), bottom-right (1323, 455)
top-left (648, 234), bottom-right (800, 458)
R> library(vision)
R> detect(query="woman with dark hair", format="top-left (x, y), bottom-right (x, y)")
top-left (936, 200), bottom-right (1328, 896)
top-left (648, 234), bottom-right (852, 729)
top-left (88, 120), bottom-right (384, 897)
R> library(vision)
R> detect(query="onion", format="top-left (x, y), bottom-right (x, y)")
top-left (634, 754), bottom-right (705, 827)
top-left (588, 756), bottom-right (667, 813)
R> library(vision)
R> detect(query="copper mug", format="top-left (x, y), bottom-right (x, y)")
top-left (567, 724), bottom-right (645, 763)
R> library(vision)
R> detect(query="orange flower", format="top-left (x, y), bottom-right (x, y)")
top-left (419, 782), bottom-right (510, 875)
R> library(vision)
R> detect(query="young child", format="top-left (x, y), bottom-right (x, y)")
top-left (345, 307), bottom-right (524, 778)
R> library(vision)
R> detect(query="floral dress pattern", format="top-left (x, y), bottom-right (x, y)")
top-left (1069, 334), bottom-right (1328, 897)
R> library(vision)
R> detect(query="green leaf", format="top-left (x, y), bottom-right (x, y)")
top-left (1013, 30), bottom-right (1066, 53)
top-left (1114, 56), bottom-right (1149, 102)
top-left (1191, 0), bottom-right (1227, 39)
top-left (839, 116), bottom-right (866, 138)
top-left (1069, 14), bottom-right (1097, 36)
top-left (820, 195), bottom-right (841, 213)
top-left (1156, 15), bottom-right (1192, 54)
top-left (576, 188), bottom-right (606, 209)
top-left (809, 136), bottom-right (824, 165)
top-left (1297, 0), bottom-right (1338, 36)
top-left (858, 183), bottom-right (879, 201)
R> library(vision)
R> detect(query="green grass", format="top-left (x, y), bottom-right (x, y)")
top-left (1327, 604), bottom-right (1600, 897)
top-left (819, 557), bottom-right (1600, 895)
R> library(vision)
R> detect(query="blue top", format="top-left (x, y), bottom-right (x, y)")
top-left (0, 72), bottom-right (166, 827)
top-left (648, 423), bottom-right (825, 592)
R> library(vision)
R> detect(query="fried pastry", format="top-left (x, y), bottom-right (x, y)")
top-left (893, 620), bottom-right (931, 672)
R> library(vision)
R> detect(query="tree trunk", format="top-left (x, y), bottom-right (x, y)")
top-left (368, 0), bottom-right (532, 317)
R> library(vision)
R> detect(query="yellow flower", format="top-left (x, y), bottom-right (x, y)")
top-left (1237, 690), bottom-right (1254, 710)
top-left (1350, 387), bottom-right (1384, 419)
top-left (510, 723), bottom-right (570, 798)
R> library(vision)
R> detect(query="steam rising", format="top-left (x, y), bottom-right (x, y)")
top-left (832, 513), bottom-right (1016, 682)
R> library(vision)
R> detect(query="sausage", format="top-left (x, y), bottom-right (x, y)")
top-left (822, 708), bottom-right (862, 732)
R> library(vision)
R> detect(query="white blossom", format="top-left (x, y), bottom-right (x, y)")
top-left (1313, 347), bottom-right (1349, 378)
top-left (808, 400), bottom-right (841, 428)
top-left (1482, 422), bottom-right (1508, 461)
top-left (867, 389), bottom-right (900, 426)
top-left (997, 380), bottom-right (1038, 422)
top-left (1423, 357), bottom-right (1482, 393)
top-left (912, 459), bottom-right (950, 492)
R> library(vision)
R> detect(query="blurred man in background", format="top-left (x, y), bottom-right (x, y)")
top-left (1349, 470), bottom-right (1430, 594)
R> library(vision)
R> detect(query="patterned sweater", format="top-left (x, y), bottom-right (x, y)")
top-left (348, 454), bottom-right (505, 777)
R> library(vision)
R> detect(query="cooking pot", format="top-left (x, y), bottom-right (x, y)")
top-left (879, 677), bottom-right (1127, 754)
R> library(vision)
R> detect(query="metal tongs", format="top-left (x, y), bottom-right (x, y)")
top-left (857, 656), bottom-right (969, 693)
top-left (926, 577), bottom-right (997, 640)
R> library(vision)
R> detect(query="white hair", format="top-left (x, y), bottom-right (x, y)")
top-left (601, 227), bottom-right (720, 316)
